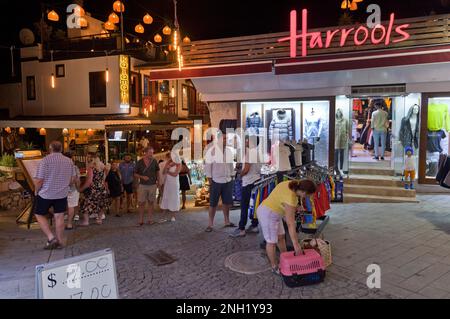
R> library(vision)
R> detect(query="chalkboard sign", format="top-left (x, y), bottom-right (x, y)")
top-left (35, 248), bottom-right (118, 299)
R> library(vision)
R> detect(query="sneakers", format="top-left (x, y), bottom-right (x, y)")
top-left (229, 228), bottom-right (246, 238)
top-left (74, 215), bottom-right (80, 221)
top-left (373, 156), bottom-right (379, 160)
top-left (171, 217), bottom-right (176, 222)
top-left (246, 225), bottom-right (259, 234)
top-left (410, 183), bottom-right (415, 190)
top-left (405, 184), bottom-right (410, 189)
top-left (380, 157), bottom-right (385, 160)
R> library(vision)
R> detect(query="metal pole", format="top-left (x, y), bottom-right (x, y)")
top-left (120, 9), bottom-right (124, 51)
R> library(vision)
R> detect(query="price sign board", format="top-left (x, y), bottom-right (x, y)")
top-left (35, 248), bottom-right (118, 299)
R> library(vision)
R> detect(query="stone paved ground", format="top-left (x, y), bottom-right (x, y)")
top-left (1, 195), bottom-right (450, 299)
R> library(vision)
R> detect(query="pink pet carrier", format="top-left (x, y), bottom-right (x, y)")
top-left (279, 249), bottom-right (326, 287)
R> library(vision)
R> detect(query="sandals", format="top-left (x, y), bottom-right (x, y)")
top-left (271, 267), bottom-right (281, 276)
top-left (224, 223), bottom-right (236, 228)
top-left (146, 220), bottom-right (157, 225)
top-left (205, 226), bottom-right (213, 232)
top-left (44, 237), bottom-right (59, 250)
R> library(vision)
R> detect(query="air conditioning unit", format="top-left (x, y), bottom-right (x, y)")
top-left (349, 84), bottom-right (406, 97)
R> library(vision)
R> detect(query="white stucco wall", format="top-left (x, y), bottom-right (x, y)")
top-left (21, 55), bottom-right (124, 116)
top-left (208, 102), bottom-right (238, 128)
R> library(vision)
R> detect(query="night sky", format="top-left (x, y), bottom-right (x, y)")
top-left (1, 0), bottom-right (450, 82)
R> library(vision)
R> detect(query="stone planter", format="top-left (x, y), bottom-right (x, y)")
top-left (0, 180), bottom-right (10, 193)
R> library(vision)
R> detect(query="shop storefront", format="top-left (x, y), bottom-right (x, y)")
top-left (142, 11), bottom-right (450, 186)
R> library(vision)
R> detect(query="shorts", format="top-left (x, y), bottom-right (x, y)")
top-left (404, 170), bottom-right (416, 180)
top-left (34, 195), bottom-right (68, 215)
top-left (257, 205), bottom-right (285, 244)
top-left (123, 183), bottom-right (133, 194)
top-left (209, 181), bottom-right (233, 207)
top-left (137, 184), bottom-right (157, 203)
top-left (67, 190), bottom-right (80, 208)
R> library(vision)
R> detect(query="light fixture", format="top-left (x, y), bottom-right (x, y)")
top-left (143, 13), bottom-right (153, 24)
top-left (135, 23), bottom-right (144, 34)
top-left (39, 128), bottom-right (46, 136)
top-left (109, 12), bottom-right (119, 24)
top-left (113, 1), bottom-right (125, 13)
top-left (5, 127), bottom-right (11, 134)
top-left (171, 86), bottom-right (175, 98)
top-left (182, 36), bottom-right (191, 44)
top-left (104, 21), bottom-right (115, 31)
top-left (51, 73), bottom-right (55, 88)
top-left (87, 129), bottom-right (94, 136)
top-left (125, 37), bottom-right (130, 44)
top-left (350, 1), bottom-right (358, 10)
top-left (47, 10), bottom-right (59, 22)
top-left (340, 0), bottom-right (350, 9)
top-left (62, 128), bottom-right (69, 136)
top-left (158, 92), bottom-right (162, 101)
top-left (106, 68), bottom-right (109, 82)
top-left (154, 33), bottom-right (162, 43)
top-left (19, 127), bottom-right (26, 135)
top-left (79, 16), bottom-right (88, 28)
top-left (163, 25), bottom-right (172, 35)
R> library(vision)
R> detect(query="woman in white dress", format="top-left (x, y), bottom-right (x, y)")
top-left (160, 157), bottom-right (181, 221)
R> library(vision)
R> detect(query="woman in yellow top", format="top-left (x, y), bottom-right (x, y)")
top-left (257, 179), bottom-right (317, 274)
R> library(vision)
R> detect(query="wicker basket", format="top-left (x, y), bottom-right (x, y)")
top-left (301, 238), bottom-right (332, 268)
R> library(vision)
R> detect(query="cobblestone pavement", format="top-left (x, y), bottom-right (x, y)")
top-left (1, 195), bottom-right (450, 299)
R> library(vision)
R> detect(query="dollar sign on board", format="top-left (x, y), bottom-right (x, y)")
top-left (47, 273), bottom-right (57, 288)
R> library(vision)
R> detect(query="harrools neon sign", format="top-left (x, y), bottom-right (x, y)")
top-left (278, 9), bottom-right (411, 58)
top-left (119, 55), bottom-right (130, 109)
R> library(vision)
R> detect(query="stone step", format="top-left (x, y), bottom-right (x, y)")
top-left (345, 176), bottom-right (405, 187)
top-left (349, 168), bottom-right (395, 176)
top-left (344, 184), bottom-right (416, 198)
top-left (344, 194), bottom-right (420, 204)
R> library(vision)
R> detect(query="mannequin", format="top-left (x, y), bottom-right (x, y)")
top-left (334, 108), bottom-right (348, 172)
top-left (269, 109), bottom-right (293, 142)
top-left (304, 107), bottom-right (323, 144)
top-left (246, 112), bottom-right (263, 135)
top-left (399, 104), bottom-right (420, 150)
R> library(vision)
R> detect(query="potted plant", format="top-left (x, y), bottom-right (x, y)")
top-left (0, 154), bottom-right (17, 174)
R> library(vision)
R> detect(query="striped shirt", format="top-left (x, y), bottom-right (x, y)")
top-left (34, 153), bottom-right (76, 200)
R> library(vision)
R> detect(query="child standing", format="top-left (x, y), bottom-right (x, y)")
top-left (106, 162), bottom-right (123, 217)
top-left (404, 146), bottom-right (416, 190)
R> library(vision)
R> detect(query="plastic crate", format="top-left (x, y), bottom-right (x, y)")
top-left (279, 249), bottom-right (326, 287)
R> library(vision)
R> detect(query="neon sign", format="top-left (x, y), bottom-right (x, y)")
top-left (278, 9), bottom-right (411, 58)
top-left (119, 55), bottom-right (130, 109)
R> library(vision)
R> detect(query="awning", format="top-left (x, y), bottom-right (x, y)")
top-left (0, 119), bottom-right (152, 130)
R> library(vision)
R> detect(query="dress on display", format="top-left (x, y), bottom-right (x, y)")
top-left (304, 115), bottom-right (322, 144)
top-left (335, 117), bottom-right (348, 149)
top-left (161, 165), bottom-right (181, 212)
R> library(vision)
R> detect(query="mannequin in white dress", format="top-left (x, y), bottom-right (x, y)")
top-left (160, 158), bottom-right (181, 221)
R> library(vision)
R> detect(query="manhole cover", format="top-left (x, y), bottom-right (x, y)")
top-left (145, 250), bottom-right (177, 266)
top-left (225, 250), bottom-right (271, 275)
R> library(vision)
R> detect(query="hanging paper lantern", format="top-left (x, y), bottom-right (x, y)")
top-left (79, 16), bottom-right (88, 28)
top-left (143, 13), bottom-right (153, 24)
top-left (340, 0), bottom-right (350, 9)
top-left (154, 33), bottom-right (162, 43)
top-left (182, 36), bottom-right (191, 44)
top-left (109, 12), bottom-right (119, 24)
top-left (113, 1), bottom-right (125, 13)
top-left (350, 1), bottom-right (358, 11)
top-left (19, 127), bottom-right (26, 135)
top-left (135, 23), bottom-right (145, 34)
top-left (104, 21), bottom-right (115, 31)
top-left (162, 25), bottom-right (172, 35)
top-left (47, 10), bottom-right (59, 22)
top-left (39, 128), bottom-right (46, 136)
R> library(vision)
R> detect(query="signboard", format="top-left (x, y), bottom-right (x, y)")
top-left (278, 9), bottom-right (411, 58)
top-left (35, 248), bottom-right (119, 299)
top-left (119, 54), bottom-right (130, 109)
